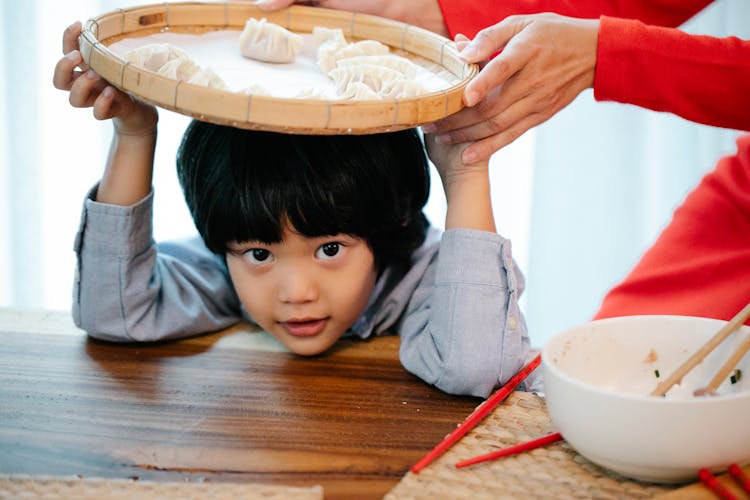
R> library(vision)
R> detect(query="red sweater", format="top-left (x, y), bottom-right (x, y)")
top-left (436, 0), bottom-right (750, 131)
top-left (436, 0), bottom-right (750, 322)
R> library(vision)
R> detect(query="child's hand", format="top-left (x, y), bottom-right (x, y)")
top-left (53, 21), bottom-right (157, 136)
top-left (424, 133), bottom-right (495, 232)
top-left (424, 133), bottom-right (488, 190)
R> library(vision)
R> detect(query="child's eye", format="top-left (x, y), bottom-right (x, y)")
top-left (243, 248), bottom-right (273, 265)
top-left (316, 242), bottom-right (341, 260)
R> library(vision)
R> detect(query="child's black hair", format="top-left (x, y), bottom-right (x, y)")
top-left (176, 121), bottom-right (430, 270)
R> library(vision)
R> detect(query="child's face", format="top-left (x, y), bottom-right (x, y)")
top-left (225, 221), bottom-right (378, 356)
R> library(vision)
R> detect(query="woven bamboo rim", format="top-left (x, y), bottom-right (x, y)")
top-left (78, 1), bottom-right (478, 134)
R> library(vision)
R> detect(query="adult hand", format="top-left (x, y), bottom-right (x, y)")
top-left (429, 13), bottom-right (599, 164)
top-left (53, 21), bottom-right (157, 134)
top-left (255, 0), bottom-right (448, 37)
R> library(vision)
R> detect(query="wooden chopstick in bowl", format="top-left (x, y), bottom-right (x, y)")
top-left (650, 302), bottom-right (750, 397)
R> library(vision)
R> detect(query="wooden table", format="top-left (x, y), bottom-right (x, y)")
top-left (0, 308), bottom-right (480, 499)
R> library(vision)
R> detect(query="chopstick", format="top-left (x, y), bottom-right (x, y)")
top-left (698, 468), bottom-right (739, 500)
top-left (454, 431), bottom-right (563, 468)
top-left (696, 328), bottom-right (750, 395)
top-left (729, 464), bottom-right (750, 494)
top-left (410, 353), bottom-right (542, 474)
top-left (650, 302), bottom-right (750, 397)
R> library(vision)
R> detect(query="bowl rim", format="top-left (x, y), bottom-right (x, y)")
top-left (541, 315), bottom-right (750, 404)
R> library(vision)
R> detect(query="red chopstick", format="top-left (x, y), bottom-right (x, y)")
top-left (728, 464), bottom-right (750, 494)
top-left (699, 468), bottom-right (738, 500)
top-left (410, 353), bottom-right (542, 474)
top-left (454, 431), bottom-right (563, 468)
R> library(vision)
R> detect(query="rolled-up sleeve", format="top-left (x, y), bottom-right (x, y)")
top-left (72, 186), bottom-right (242, 342)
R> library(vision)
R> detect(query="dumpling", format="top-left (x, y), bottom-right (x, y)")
top-left (187, 67), bottom-right (228, 90)
top-left (125, 43), bottom-right (190, 72)
top-left (239, 83), bottom-right (272, 96)
top-left (328, 64), bottom-right (405, 95)
top-left (312, 26), bottom-right (347, 49)
top-left (378, 79), bottom-right (428, 99)
top-left (336, 54), bottom-right (419, 78)
top-left (337, 81), bottom-right (381, 101)
top-left (157, 57), bottom-right (200, 81)
top-left (317, 39), bottom-right (390, 74)
top-left (239, 18), bottom-right (303, 63)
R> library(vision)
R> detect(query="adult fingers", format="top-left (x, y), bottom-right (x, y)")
top-left (256, 0), bottom-right (296, 10)
top-left (463, 36), bottom-right (531, 106)
top-left (458, 16), bottom-right (525, 63)
top-left (430, 83), bottom-right (511, 134)
top-left (435, 86), bottom-right (530, 144)
top-left (461, 111), bottom-right (545, 163)
top-left (53, 50), bottom-right (83, 91)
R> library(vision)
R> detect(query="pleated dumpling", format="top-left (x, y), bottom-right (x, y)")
top-left (337, 81), bottom-right (381, 101)
top-left (378, 79), bottom-right (428, 99)
top-left (157, 57), bottom-right (200, 81)
top-left (335, 54), bottom-right (418, 78)
top-left (328, 64), bottom-right (405, 95)
top-left (317, 39), bottom-right (390, 74)
top-left (187, 67), bottom-right (228, 90)
top-left (239, 18), bottom-right (303, 63)
top-left (125, 43), bottom-right (190, 72)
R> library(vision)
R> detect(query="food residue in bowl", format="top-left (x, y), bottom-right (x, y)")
top-left (642, 348), bottom-right (659, 364)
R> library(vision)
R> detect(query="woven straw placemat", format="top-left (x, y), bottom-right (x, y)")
top-left (0, 475), bottom-right (323, 499)
top-left (385, 391), bottom-right (680, 499)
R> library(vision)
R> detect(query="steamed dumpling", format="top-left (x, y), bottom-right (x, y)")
top-left (239, 18), bottom-right (303, 63)
top-left (157, 57), bottom-right (200, 81)
top-left (239, 83), bottom-right (272, 96)
top-left (187, 67), bottom-right (228, 90)
top-left (378, 79), bottom-right (428, 99)
top-left (337, 81), bottom-right (381, 101)
top-left (125, 43), bottom-right (190, 72)
top-left (336, 54), bottom-right (419, 78)
top-left (317, 39), bottom-right (389, 74)
top-left (312, 26), bottom-right (347, 50)
top-left (328, 64), bottom-right (406, 95)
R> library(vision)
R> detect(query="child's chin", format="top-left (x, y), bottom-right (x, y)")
top-left (284, 335), bottom-right (341, 357)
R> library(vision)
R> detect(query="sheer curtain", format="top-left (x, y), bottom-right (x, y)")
top-left (523, 0), bottom-right (749, 345)
top-left (1, 1), bottom-right (745, 350)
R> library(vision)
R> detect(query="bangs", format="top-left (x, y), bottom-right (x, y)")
top-left (177, 123), bottom-right (424, 255)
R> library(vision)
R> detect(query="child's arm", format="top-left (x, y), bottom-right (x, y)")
top-left (425, 134), bottom-right (495, 233)
top-left (397, 135), bottom-right (530, 397)
top-left (53, 21), bottom-right (158, 206)
top-left (55, 23), bottom-right (242, 341)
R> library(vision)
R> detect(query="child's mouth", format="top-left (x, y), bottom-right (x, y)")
top-left (280, 318), bottom-right (328, 337)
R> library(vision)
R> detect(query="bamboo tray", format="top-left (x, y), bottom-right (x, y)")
top-left (78, 1), bottom-right (478, 134)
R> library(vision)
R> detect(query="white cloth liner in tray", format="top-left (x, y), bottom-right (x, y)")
top-left (108, 30), bottom-right (451, 99)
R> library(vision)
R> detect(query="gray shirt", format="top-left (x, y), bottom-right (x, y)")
top-left (73, 188), bottom-right (530, 397)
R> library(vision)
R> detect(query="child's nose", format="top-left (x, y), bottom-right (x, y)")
top-left (278, 268), bottom-right (318, 303)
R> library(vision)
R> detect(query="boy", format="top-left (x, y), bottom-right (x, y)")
top-left (54, 22), bottom-right (529, 397)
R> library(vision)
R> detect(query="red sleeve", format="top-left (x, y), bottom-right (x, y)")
top-left (435, 0), bottom-right (714, 38)
top-left (595, 16), bottom-right (750, 131)
top-left (595, 134), bottom-right (750, 324)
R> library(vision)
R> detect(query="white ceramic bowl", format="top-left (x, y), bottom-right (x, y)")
top-left (542, 315), bottom-right (750, 483)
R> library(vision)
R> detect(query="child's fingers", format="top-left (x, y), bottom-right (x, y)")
top-left (92, 86), bottom-right (119, 120)
top-left (62, 21), bottom-right (89, 73)
top-left (53, 50), bottom-right (83, 91)
top-left (62, 21), bottom-right (82, 55)
top-left (68, 69), bottom-right (106, 108)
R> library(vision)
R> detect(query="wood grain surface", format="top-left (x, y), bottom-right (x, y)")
top-left (0, 309), bottom-right (480, 499)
